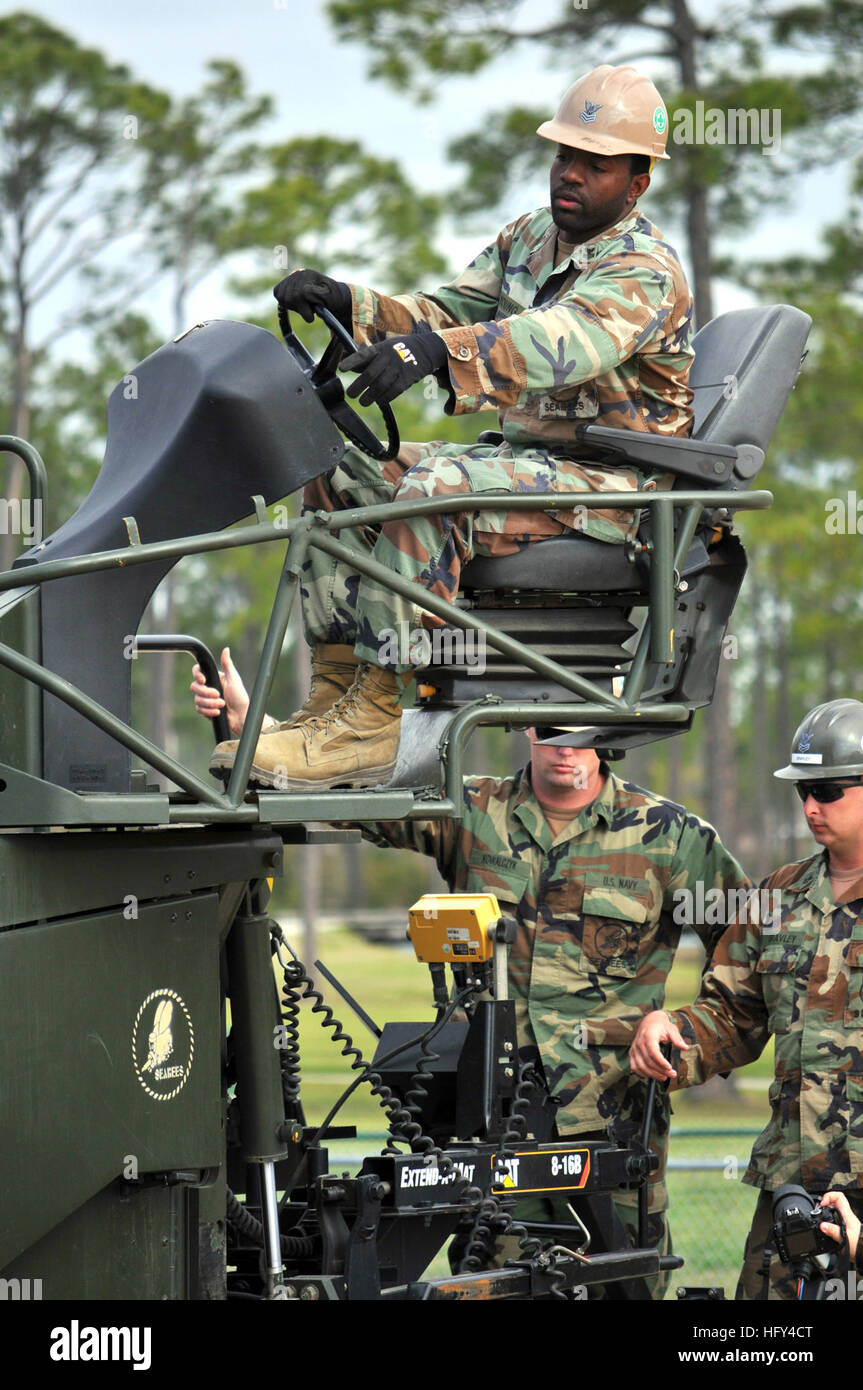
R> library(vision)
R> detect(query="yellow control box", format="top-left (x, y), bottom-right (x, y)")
top-left (407, 894), bottom-right (501, 964)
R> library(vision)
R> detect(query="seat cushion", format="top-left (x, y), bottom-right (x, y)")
top-left (462, 531), bottom-right (710, 592)
top-left (462, 536), bottom-right (639, 591)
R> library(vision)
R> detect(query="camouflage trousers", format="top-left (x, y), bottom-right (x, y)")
top-left (299, 439), bottom-right (648, 672)
top-left (736, 1187), bottom-right (863, 1300)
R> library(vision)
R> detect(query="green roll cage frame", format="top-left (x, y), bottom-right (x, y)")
top-left (0, 433), bottom-right (770, 830)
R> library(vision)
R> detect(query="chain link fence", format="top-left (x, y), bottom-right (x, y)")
top-left (666, 1128), bottom-right (762, 1296)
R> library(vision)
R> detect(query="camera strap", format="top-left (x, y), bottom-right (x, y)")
top-left (757, 1242), bottom-right (773, 1301)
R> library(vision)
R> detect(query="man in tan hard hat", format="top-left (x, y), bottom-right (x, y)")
top-left (212, 65), bottom-right (693, 792)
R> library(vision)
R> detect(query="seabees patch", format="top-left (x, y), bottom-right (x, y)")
top-left (132, 987), bottom-right (194, 1100)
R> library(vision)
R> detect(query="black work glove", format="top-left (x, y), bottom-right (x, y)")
top-left (341, 332), bottom-right (449, 408)
top-left (273, 269), bottom-right (353, 328)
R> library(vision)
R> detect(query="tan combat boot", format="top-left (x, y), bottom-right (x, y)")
top-left (210, 663), bottom-right (410, 789)
top-left (273, 643), bottom-right (359, 730)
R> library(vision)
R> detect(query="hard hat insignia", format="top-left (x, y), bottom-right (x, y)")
top-left (580, 99), bottom-right (603, 125)
top-left (653, 106), bottom-right (667, 135)
top-left (799, 730), bottom-right (812, 752)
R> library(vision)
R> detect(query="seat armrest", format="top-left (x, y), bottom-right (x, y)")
top-left (574, 424), bottom-right (763, 489)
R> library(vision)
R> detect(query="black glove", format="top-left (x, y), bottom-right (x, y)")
top-left (341, 332), bottom-right (449, 408)
top-left (273, 269), bottom-right (353, 327)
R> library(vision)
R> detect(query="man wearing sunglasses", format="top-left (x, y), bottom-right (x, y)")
top-left (629, 697), bottom-right (863, 1299)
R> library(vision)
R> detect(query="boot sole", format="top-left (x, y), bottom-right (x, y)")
top-left (209, 750), bottom-right (396, 791)
top-left (250, 760), bottom-right (397, 790)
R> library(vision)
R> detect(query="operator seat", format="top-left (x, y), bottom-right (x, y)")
top-left (416, 304), bottom-right (811, 748)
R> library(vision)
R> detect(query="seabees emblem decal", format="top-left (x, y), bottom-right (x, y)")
top-left (132, 988), bottom-right (194, 1100)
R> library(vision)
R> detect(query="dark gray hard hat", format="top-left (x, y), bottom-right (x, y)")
top-left (531, 726), bottom-right (624, 759)
top-left (533, 725), bottom-right (593, 747)
top-left (774, 699), bottom-right (863, 780)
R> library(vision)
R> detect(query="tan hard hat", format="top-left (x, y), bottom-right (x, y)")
top-left (537, 65), bottom-right (670, 161)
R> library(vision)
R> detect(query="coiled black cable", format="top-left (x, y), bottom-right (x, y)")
top-left (268, 927), bottom-right (569, 1289)
top-left (277, 956), bottom-right (304, 1108)
top-left (389, 1025), bottom-right (445, 1158)
top-left (306, 993), bottom-right (475, 1171)
top-left (270, 926), bottom-right (481, 1201)
top-left (225, 1190), bottom-right (316, 1258)
top-left (263, 928), bottom-right (578, 1294)
top-left (498, 1061), bottom-right (541, 1150)
top-left (457, 1058), bottom-right (551, 1274)
top-left (546, 1257), bottom-right (570, 1301)
top-left (457, 1194), bottom-right (507, 1271)
top-left (274, 935), bottom-right (423, 1148)
top-left (278, 951), bottom-right (367, 1080)
top-left (456, 1185), bottom-right (547, 1273)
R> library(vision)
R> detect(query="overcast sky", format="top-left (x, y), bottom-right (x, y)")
top-left (4, 0), bottom-right (847, 332)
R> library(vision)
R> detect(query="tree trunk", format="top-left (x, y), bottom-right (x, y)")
top-left (687, 183), bottom-right (714, 330)
top-left (146, 579), bottom-right (179, 790)
top-left (1, 298), bottom-right (32, 571)
top-left (749, 559), bottom-right (771, 874)
top-left (295, 638), bottom-right (321, 976)
top-left (666, 733), bottom-right (682, 805)
top-left (773, 554), bottom-right (798, 863)
top-left (671, 0), bottom-right (714, 330)
top-left (301, 843), bottom-right (320, 987)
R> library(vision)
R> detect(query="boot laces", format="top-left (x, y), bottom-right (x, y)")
top-left (296, 656), bottom-right (357, 720)
top-left (304, 667), bottom-right (369, 734)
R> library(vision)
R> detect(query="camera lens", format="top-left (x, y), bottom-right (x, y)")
top-left (772, 1183), bottom-right (817, 1223)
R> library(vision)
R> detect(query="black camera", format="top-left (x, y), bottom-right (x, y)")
top-left (771, 1184), bottom-right (840, 1267)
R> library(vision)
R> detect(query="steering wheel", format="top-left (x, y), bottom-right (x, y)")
top-left (277, 303), bottom-right (401, 463)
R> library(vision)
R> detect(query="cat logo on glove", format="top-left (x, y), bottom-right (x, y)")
top-left (393, 341), bottom-right (419, 366)
top-left (132, 988), bottom-right (194, 1100)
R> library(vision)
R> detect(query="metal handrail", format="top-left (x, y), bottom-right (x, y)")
top-left (0, 435), bottom-right (48, 509)
top-left (0, 486), bottom-right (771, 823)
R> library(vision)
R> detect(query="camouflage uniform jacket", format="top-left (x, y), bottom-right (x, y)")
top-left (350, 205), bottom-right (694, 450)
top-left (670, 851), bottom-right (863, 1195)
top-left (363, 766), bottom-right (746, 1202)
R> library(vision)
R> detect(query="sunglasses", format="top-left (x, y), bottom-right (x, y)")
top-left (794, 779), bottom-right (863, 804)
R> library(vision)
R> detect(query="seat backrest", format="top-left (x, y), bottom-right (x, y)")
top-left (690, 304), bottom-right (811, 450)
